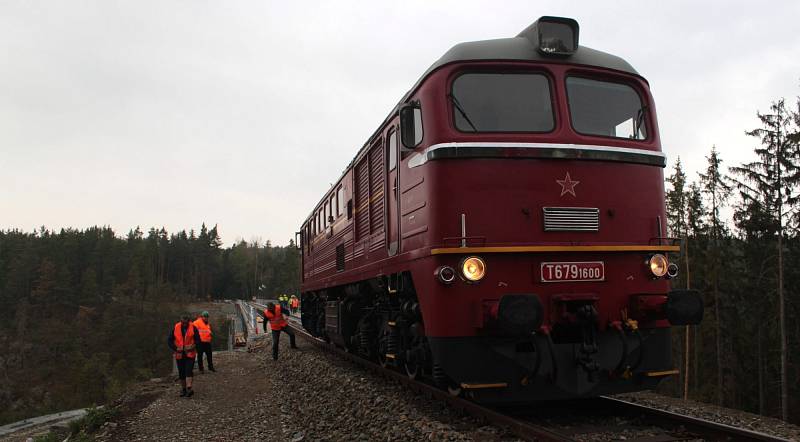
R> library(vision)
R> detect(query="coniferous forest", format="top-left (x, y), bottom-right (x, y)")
top-left (0, 224), bottom-right (299, 424)
top-left (2, 95), bottom-right (800, 426)
top-left (661, 97), bottom-right (800, 423)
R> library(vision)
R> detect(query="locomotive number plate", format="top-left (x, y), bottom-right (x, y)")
top-left (540, 261), bottom-right (605, 282)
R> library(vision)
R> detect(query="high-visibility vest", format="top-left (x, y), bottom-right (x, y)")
top-left (173, 322), bottom-right (197, 359)
top-left (291, 298), bottom-right (298, 308)
top-left (264, 305), bottom-right (288, 331)
top-left (193, 318), bottom-right (212, 343)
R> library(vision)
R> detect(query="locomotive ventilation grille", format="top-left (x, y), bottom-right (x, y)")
top-left (542, 207), bottom-right (599, 232)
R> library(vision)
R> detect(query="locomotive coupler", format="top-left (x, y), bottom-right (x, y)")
top-left (575, 304), bottom-right (600, 381)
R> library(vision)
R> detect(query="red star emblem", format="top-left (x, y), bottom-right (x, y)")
top-left (556, 172), bottom-right (579, 197)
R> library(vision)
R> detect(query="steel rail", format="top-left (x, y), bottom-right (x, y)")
top-left (598, 396), bottom-right (791, 442)
top-left (253, 303), bottom-right (789, 442)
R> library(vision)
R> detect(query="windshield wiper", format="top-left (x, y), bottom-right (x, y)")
top-left (633, 104), bottom-right (649, 139)
top-left (448, 93), bottom-right (478, 132)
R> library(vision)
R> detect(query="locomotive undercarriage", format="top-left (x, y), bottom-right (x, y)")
top-left (300, 272), bottom-right (452, 388)
top-left (428, 327), bottom-right (672, 404)
top-left (300, 272), bottom-right (677, 403)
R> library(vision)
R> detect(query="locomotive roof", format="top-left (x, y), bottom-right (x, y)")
top-left (304, 19), bottom-right (642, 225)
top-left (425, 37), bottom-right (639, 78)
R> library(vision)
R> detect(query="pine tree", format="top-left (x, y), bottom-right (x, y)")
top-left (30, 259), bottom-right (57, 306)
top-left (684, 181), bottom-right (706, 394)
top-left (698, 146), bottom-right (732, 406)
top-left (665, 158), bottom-right (692, 399)
top-left (730, 99), bottom-right (800, 421)
top-left (79, 268), bottom-right (99, 305)
top-left (666, 158), bottom-right (688, 238)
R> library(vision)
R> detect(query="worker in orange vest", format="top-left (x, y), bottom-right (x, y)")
top-left (167, 314), bottom-right (200, 397)
top-left (262, 302), bottom-right (297, 360)
top-left (193, 311), bottom-right (215, 373)
top-left (290, 295), bottom-right (299, 315)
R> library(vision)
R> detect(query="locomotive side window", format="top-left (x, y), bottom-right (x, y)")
top-left (450, 73), bottom-right (554, 132)
top-left (387, 129), bottom-right (397, 171)
top-left (337, 186), bottom-right (344, 217)
top-left (566, 77), bottom-right (648, 140)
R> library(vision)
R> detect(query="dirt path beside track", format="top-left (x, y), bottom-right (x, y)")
top-left (102, 351), bottom-right (281, 442)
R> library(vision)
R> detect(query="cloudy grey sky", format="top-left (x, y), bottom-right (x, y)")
top-left (2, 1), bottom-right (799, 245)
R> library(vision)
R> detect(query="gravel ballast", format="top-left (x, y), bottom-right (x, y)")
top-left (261, 331), bottom-right (520, 441)
top-left (22, 325), bottom-right (794, 442)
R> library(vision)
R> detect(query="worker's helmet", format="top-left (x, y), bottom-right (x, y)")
top-left (202, 311), bottom-right (209, 317)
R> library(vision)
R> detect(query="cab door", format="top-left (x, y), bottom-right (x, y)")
top-left (386, 128), bottom-right (400, 256)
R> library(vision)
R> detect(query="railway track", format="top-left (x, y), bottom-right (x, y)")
top-left (251, 303), bottom-right (786, 442)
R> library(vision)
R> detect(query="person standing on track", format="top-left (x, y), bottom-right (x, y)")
top-left (262, 302), bottom-right (297, 360)
top-left (193, 311), bottom-right (215, 373)
top-left (290, 295), bottom-right (299, 315)
top-left (168, 314), bottom-right (200, 397)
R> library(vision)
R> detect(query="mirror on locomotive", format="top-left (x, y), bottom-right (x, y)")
top-left (399, 102), bottom-right (423, 149)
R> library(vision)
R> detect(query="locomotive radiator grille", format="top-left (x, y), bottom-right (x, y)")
top-left (543, 207), bottom-right (599, 232)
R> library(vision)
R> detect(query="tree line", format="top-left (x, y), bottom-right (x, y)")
top-left (0, 224), bottom-right (299, 424)
top-left (662, 97), bottom-right (800, 423)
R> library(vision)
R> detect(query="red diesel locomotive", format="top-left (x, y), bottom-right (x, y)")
top-left (298, 16), bottom-right (703, 404)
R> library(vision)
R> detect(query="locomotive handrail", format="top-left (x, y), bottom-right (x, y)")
top-left (441, 235), bottom-right (487, 248)
top-left (648, 236), bottom-right (682, 247)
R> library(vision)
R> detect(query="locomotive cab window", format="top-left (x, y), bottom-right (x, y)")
top-left (566, 77), bottom-right (648, 140)
top-left (450, 73), bottom-right (554, 132)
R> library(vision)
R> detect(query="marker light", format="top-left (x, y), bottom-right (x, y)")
top-left (461, 256), bottom-right (486, 282)
top-left (435, 266), bottom-right (456, 285)
top-left (667, 263), bottom-right (679, 279)
top-left (648, 254), bottom-right (669, 278)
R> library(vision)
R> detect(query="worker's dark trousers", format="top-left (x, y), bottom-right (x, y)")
top-left (196, 342), bottom-right (214, 371)
top-left (271, 327), bottom-right (296, 360)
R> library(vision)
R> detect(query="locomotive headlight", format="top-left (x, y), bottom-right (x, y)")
top-left (519, 16), bottom-right (580, 56)
top-left (461, 256), bottom-right (486, 282)
top-left (648, 254), bottom-right (669, 278)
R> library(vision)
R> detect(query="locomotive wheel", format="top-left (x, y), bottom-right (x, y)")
top-left (447, 383), bottom-right (462, 397)
top-left (377, 322), bottom-right (392, 368)
top-left (404, 358), bottom-right (419, 380)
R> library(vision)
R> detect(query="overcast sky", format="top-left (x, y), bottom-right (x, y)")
top-left (2, 1), bottom-right (799, 245)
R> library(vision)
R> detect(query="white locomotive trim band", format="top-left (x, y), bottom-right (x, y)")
top-left (407, 142), bottom-right (667, 168)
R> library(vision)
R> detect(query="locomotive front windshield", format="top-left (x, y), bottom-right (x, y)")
top-left (566, 77), bottom-right (648, 140)
top-left (451, 73), bottom-right (554, 132)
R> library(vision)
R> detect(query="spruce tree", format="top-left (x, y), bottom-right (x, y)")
top-left (698, 146), bottom-right (732, 406)
top-left (665, 158), bottom-right (691, 398)
top-left (731, 99), bottom-right (799, 421)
